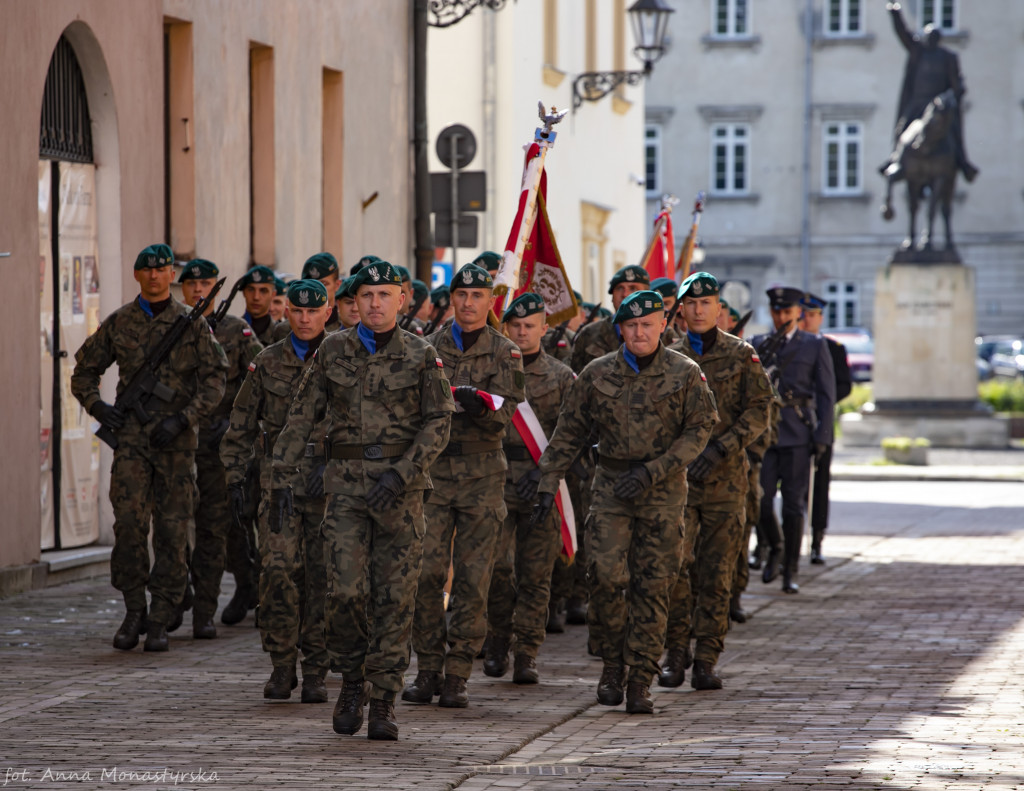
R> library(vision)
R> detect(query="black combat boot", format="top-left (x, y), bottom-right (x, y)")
top-left (167, 579), bottom-right (194, 633)
top-left (729, 596), bottom-right (749, 624)
top-left (545, 601), bottom-right (565, 633)
top-left (192, 611), bottom-right (217, 639)
top-left (143, 622), bottom-right (169, 652)
top-left (657, 649), bottom-right (691, 688)
top-left (332, 678), bottom-right (369, 734)
top-left (401, 670), bottom-right (442, 704)
top-left (782, 567), bottom-right (800, 594)
top-left (438, 674), bottom-right (469, 708)
top-left (748, 544), bottom-right (764, 570)
top-left (483, 637), bottom-right (510, 678)
top-left (301, 670), bottom-right (328, 704)
top-left (625, 680), bottom-right (653, 714)
top-left (264, 665), bottom-right (297, 700)
top-left (761, 547), bottom-right (781, 583)
top-left (691, 660), bottom-right (723, 690)
top-left (810, 529), bottom-right (825, 565)
top-left (512, 654), bottom-right (539, 685)
top-left (221, 581), bottom-right (256, 625)
top-left (596, 665), bottom-right (625, 706)
top-left (565, 597), bottom-right (587, 625)
top-left (112, 608), bottom-right (147, 651)
top-left (367, 698), bottom-right (399, 741)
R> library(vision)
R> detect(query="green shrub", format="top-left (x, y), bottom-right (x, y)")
top-left (978, 379), bottom-right (1024, 413)
top-left (837, 384), bottom-right (872, 416)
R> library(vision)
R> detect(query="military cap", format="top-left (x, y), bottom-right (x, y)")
top-left (412, 279), bottom-right (429, 301)
top-left (766, 286), bottom-right (806, 310)
top-left (393, 264), bottom-right (411, 283)
top-left (302, 252), bottom-right (339, 280)
top-left (273, 277), bottom-right (287, 296)
top-left (351, 260), bottom-right (403, 292)
top-left (240, 265), bottom-right (276, 287)
top-left (580, 301), bottom-right (596, 312)
top-left (612, 290), bottom-right (664, 324)
top-left (598, 306), bottom-right (612, 319)
top-left (607, 265), bottom-right (649, 294)
top-left (649, 277), bottom-right (678, 300)
top-left (472, 251), bottom-right (502, 273)
top-left (502, 292), bottom-right (545, 323)
top-left (177, 258), bottom-right (219, 282)
top-left (800, 292), bottom-right (828, 311)
top-left (573, 290), bottom-right (583, 303)
top-left (335, 276), bottom-right (355, 301)
top-left (286, 279), bottom-right (328, 308)
top-left (679, 271), bottom-right (720, 299)
top-left (350, 254), bottom-right (381, 275)
top-left (430, 285), bottom-right (451, 310)
top-left (134, 243), bottom-right (174, 271)
top-left (450, 263), bottom-right (493, 292)
top-left (729, 305), bottom-right (741, 322)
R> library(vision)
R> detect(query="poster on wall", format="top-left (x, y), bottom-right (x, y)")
top-left (39, 161), bottom-right (55, 550)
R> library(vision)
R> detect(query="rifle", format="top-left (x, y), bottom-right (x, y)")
top-left (422, 305), bottom-right (446, 337)
top-left (662, 291), bottom-right (684, 341)
top-left (544, 318), bottom-right (572, 352)
top-left (399, 291), bottom-right (428, 331)
top-left (208, 276), bottom-right (245, 331)
top-left (95, 278), bottom-right (226, 449)
top-left (732, 310), bottom-right (753, 337)
top-left (579, 301), bottom-right (602, 329)
top-left (754, 321), bottom-right (792, 387)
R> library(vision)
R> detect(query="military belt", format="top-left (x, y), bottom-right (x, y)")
top-left (502, 444), bottom-right (534, 462)
top-left (442, 439), bottom-right (503, 456)
top-left (328, 442), bottom-right (411, 461)
top-left (597, 454), bottom-right (648, 472)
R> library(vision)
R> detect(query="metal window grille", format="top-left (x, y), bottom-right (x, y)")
top-left (40, 36), bottom-right (93, 163)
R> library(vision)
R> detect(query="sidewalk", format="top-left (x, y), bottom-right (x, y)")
top-left (2, 478), bottom-right (1024, 790)
top-left (832, 442), bottom-right (1024, 482)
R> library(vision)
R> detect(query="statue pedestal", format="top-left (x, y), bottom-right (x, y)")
top-left (840, 259), bottom-right (1008, 448)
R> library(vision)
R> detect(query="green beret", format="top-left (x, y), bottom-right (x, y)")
top-left (450, 263), bottom-right (493, 291)
top-left (335, 276), bottom-right (355, 300)
top-left (729, 306), bottom-right (741, 322)
top-left (286, 279), bottom-right (328, 308)
top-left (351, 260), bottom-right (403, 291)
top-left (302, 252), bottom-right (339, 280)
top-left (608, 265), bottom-right (649, 294)
top-left (178, 258), bottom-right (219, 282)
top-left (649, 277), bottom-right (678, 299)
top-left (472, 251), bottom-right (502, 273)
top-left (134, 243), bottom-right (174, 271)
top-left (393, 264), bottom-right (411, 283)
top-left (612, 290), bottom-right (664, 324)
top-left (273, 277), bottom-right (287, 296)
top-left (430, 285), bottom-right (450, 310)
top-left (572, 290), bottom-right (583, 303)
top-left (718, 297), bottom-right (731, 311)
top-left (240, 265), bottom-right (277, 287)
top-left (350, 254), bottom-right (381, 275)
top-left (580, 301), bottom-right (596, 312)
top-left (679, 271), bottom-right (720, 299)
top-left (412, 279), bottom-right (429, 301)
top-left (502, 292), bottom-right (545, 323)
top-left (598, 307), bottom-right (613, 319)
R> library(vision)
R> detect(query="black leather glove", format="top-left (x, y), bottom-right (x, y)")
top-left (149, 413), bottom-right (189, 449)
top-left (613, 466), bottom-right (653, 500)
top-left (206, 417), bottom-right (231, 448)
top-left (688, 439), bottom-right (727, 482)
top-left (227, 481), bottom-right (247, 526)
top-left (90, 400), bottom-right (125, 430)
top-left (366, 469), bottom-right (405, 511)
top-left (812, 442), bottom-right (828, 465)
top-left (515, 467), bottom-right (543, 501)
top-left (453, 386), bottom-right (487, 417)
top-left (306, 460), bottom-right (326, 498)
top-left (529, 492), bottom-right (555, 527)
top-left (269, 488), bottom-right (294, 534)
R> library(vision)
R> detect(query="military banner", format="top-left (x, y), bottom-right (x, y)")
top-left (639, 200), bottom-right (676, 280)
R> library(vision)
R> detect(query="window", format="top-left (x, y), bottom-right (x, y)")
top-left (825, 0), bottom-right (861, 36)
top-left (712, 0), bottom-right (749, 38)
top-left (711, 123), bottom-right (749, 195)
top-left (822, 121), bottom-right (863, 194)
top-left (824, 280), bottom-right (860, 328)
top-left (920, 0), bottom-right (957, 32)
top-left (644, 124), bottom-right (661, 198)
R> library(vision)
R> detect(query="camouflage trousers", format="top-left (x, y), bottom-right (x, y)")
top-left (190, 442), bottom-right (229, 618)
top-left (487, 484), bottom-right (561, 658)
top-left (257, 493), bottom-right (328, 674)
top-left (734, 456), bottom-right (763, 598)
top-left (667, 497), bottom-right (746, 665)
top-left (109, 446), bottom-right (195, 625)
top-left (413, 470), bottom-right (505, 680)
top-left (323, 492), bottom-right (425, 701)
top-left (224, 467), bottom-right (260, 593)
top-left (586, 494), bottom-right (685, 687)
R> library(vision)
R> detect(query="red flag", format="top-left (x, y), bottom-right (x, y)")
top-left (640, 208), bottom-right (675, 280)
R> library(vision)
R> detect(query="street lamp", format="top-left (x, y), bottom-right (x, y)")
top-left (427, 0), bottom-right (513, 28)
top-left (572, 0), bottom-right (674, 110)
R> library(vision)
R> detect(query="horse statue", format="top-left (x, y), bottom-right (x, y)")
top-left (880, 88), bottom-right (959, 257)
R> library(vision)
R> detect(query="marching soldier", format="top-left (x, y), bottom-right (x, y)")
top-left (177, 259), bottom-right (262, 638)
top-left (221, 279), bottom-right (332, 703)
top-left (71, 243), bottom-right (227, 652)
top-left (484, 293), bottom-right (575, 685)
top-left (751, 287), bottom-right (836, 593)
top-left (271, 261), bottom-right (454, 740)
top-left (660, 273), bottom-right (772, 690)
top-left (650, 277), bottom-right (681, 344)
top-left (403, 263), bottom-right (525, 709)
top-left (335, 277), bottom-right (361, 329)
top-left (571, 265), bottom-right (649, 374)
top-left (301, 252), bottom-right (343, 333)
top-left (269, 275), bottom-right (293, 322)
top-left (241, 265), bottom-right (288, 345)
top-left (529, 290), bottom-right (717, 714)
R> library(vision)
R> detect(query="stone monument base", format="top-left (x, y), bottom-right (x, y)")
top-left (840, 408), bottom-right (1009, 448)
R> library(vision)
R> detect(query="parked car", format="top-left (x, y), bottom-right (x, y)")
top-left (976, 334), bottom-right (1019, 363)
top-left (989, 337), bottom-right (1024, 379)
top-left (826, 330), bottom-right (873, 382)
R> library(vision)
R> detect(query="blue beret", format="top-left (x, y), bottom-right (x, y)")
top-left (178, 258), bottom-right (219, 282)
top-left (286, 279), bottom-right (328, 308)
top-left (134, 243), bottom-right (173, 271)
top-left (612, 290), bottom-right (664, 324)
top-left (502, 292), bottom-right (545, 323)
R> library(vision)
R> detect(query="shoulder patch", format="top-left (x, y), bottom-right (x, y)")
top-left (435, 356), bottom-right (444, 368)
top-left (751, 354), bottom-right (760, 363)
top-left (557, 340), bottom-right (567, 348)
top-left (700, 372), bottom-right (707, 382)
top-left (510, 348), bottom-right (522, 359)
top-left (242, 327), bottom-right (253, 337)
top-left (247, 362), bottom-right (256, 372)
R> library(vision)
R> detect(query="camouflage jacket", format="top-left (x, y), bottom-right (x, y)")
top-left (71, 296), bottom-right (227, 452)
top-left (210, 314), bottom-right (264, 423)
top-left (669, 329), bottom-right (773, 493)
top-left (542, 325), bottom-right (575, 365)
top-left (538, 344), bottom-right (718, 511)
top-left (504, 350), bottom-right (575, 480)
top-left (244, 312), bottom-right (289, 346)
top-left (221, 335), bottom-right (313, 493)
top-left (271, 327), bottom-right (455, 494)
top-left (427, 323), bottom-right (526, 480)
top-left (570, 318), bottom-right (620, 374)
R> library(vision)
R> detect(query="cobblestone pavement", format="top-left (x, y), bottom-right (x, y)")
top-left (2, 480), bottom-right (1023, 791)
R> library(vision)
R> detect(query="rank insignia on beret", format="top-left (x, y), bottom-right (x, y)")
top-left (298, 289), bottom-right (310, 305)
top-left (692, 281), bottom-right (703, 296)
top-left (189, 266), bottom-right (200, 278)
top-left (462, 269), bottom-right (474, 285)
top-left (370, 267), bottom-right (381, 282)
top-left (625, 269), bottom-right (635, 281)
top-left (629, 301), bottom-right (643, 316)
top-left (514, 303), bottom-right (526, 317)
top-left (308, 266), bottom-right (320, 278)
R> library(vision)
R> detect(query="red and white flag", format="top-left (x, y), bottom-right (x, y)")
top-left (640, 207), bottom-right (675, 281)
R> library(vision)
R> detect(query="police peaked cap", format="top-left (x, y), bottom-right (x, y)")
top-left (612, 290), bottom-right (664, 324)
top-left (608, 265), bottom-right (650, 294)
top-left (649, 277), bottom-right (679, 299)
top-left (472, 251), bottom-right (502, 273)
top-left (679, 271), bottom-right (720, 299)
top-left (178, 258), bottom-right (219, 282)
top-left (450, 263), bottom-right (493, 292)
top-left (240, 265), bottom-right (277, 287)
top-left (286, 279), bottom-right (328, 308)
top-left (800, 292), bottom-right (828, 311)
top-left (501, 292), bottom-right (545, 323)
top-left (766, 286), bottom-right (806, 309)
top-left (302, 252), bottom-right (339, 280)
top-left (350, 260), bottom-right (403, 291)
top-left (134, 243), bottom-right (174, 271)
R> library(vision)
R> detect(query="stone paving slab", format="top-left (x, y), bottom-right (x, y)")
top-left (2, 480), bottom-right (1024, 791)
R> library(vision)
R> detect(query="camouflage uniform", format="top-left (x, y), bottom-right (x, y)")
top-left (537, 345), bottom-right (717, 685)
top-left (221, 335), bottom-right (328, 676)
top-left (487, 350), bottom-right (575, 659)
top-left (71, 297), bottom-right (227, 626)
top-left (542, 325), bottom-right (574, 365)
top-left (736, 428), bottom-right (771, 601)
top-left (665, 331), bottom-right (772, 667)
top-left (244, 311), bottom-right (289, 347)
top-left (570, 318), bottom-right (621, 374)
top-left (413, 323), bottom-right (524, 681)
top-left (271, 328), bottom-right (454, 698)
